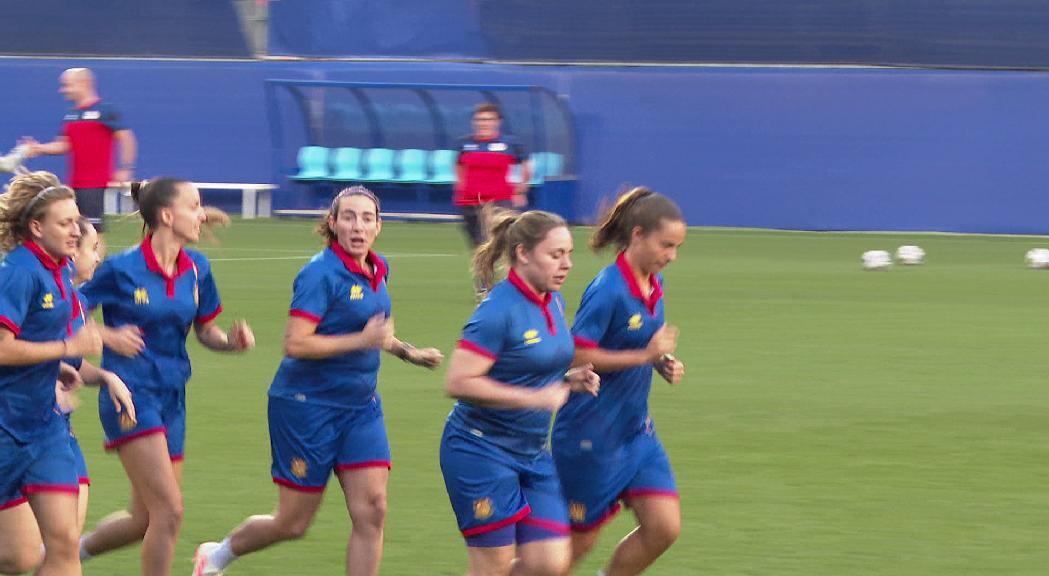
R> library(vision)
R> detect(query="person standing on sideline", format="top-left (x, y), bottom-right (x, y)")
top-left (553, 187), bottom-right (687, 576)
top-left (23, 67), bottom-right (138, 233)
top-left (441, 208), bottom-right (599, 576)
top-left (76, 178), bottom-right (254, 576)
top-left (191, 186), bottom-right (442, 576)
top-left (0, 171), bottom-right (103, 576)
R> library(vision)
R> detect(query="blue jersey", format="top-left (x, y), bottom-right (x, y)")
top-left (62, 287), bottom-right (88, 372)
top-left (80, 235), bottom-right (222, 394)
top-left (447, 269), bottom-right (574, 458)
top-left (0, 242), bottom-right (78, 442)
top-left (554, 252), bottom-right (665, 454)
top-left (269, 244), bottom-right (391, 408)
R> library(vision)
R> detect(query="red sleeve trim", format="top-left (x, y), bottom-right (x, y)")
top-left (520, 515), bottom-right (571, 535)
top-left (103, 426), bottom-right (167, 451)
top-left (273, 477), bottom-right (326, 493)
top-left (572, 335), bottom-right (599, 349)
top-left (0, 315), bottom-right (21, 337)
top-left (571, 502), bottom-right (622, 532)
top-left (78, 477), bottom-right (91, 486)
top-left (336, 460), bottom-right (392, 471)
top-left (23, 484), bottom-right (80, 495)
top-left (462, 504), bottom-right (532, 536)
top-left (457, 339), bottom-right (497, 360)
top-left (289, 309), bottom-right (322, 324)
top-left (194, 304), bottom-right (223, 326)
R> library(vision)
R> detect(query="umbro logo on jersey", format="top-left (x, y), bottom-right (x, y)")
top-left (488, 142), bottom-right (508, 152)
top-left (82, 110), bottom-right (101, 120)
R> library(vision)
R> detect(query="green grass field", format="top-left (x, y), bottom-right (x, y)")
top-left (72, 217), bottom-right (1049, 575)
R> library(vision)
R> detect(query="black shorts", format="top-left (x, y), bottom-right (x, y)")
top-left (458, 200), bottom-right (512, 249)
top-left (74, 188), bottom-right (106, 232)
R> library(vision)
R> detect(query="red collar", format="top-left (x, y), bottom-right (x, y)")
top-left (615, 251), bottom-right (663, 316)
top-left (508, 268), bottom-right (556, 333)
top-left (330, 241), bottom-right (386, 292)
top-left (23, 240), bottom-right (69, 300)
top-left (141, 234), bottom-right (194, 297)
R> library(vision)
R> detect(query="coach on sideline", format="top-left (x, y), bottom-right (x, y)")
top-left (23, 67), bottom-right (137, 232)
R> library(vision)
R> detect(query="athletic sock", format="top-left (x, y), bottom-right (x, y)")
top-left (210, 538), bottom-right (238, 569)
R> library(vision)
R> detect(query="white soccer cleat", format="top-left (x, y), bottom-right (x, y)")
top-left (861, 250), bottom-right (892, 271)
top-left (192, 542), bottom-right (224, 576)
top-left (895, 245), bottom-right (925, 265)
top-left (1025, 248), bottom-right (1049, 269)
top-left (0, 144), bottom-right (28, 174)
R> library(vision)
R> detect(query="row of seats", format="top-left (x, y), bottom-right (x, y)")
top-left (293, 146), bottom-right (565, 185)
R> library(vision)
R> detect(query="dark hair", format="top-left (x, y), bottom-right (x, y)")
top-left (590, 186), bottom-right (684, 252)
top-left (474, 102), bottom-right (501, 119)
top-left (0, 171), bottom-right (75, 252)
top-left (316, 186), bottom-right (381, 246)
top-left (130, 177), bottom-right (191, 234)
top-left (75, 216), bottom-right (95, 247)
top-left (472, 208), bottom-right (566, 289)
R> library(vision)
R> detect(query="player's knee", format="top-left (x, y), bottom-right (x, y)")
top-left (0, 547), bottom-right (42, 575)
top-left (149, 497), bottom-right (184, 536)
top-left (642, 515), bottom-right (680, 551)
top-left (521, 554), bottom-right (570, 576)
top-left (278, 517), bottom-right (311, 541)
top-left (350, 491), bottom-right (387, 529)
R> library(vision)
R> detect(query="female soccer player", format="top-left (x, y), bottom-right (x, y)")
top-left (0, 171), bottom-right (102, 576)
top-left (57, 216), bottom-right (137, 532)
top-left (440, 208), bottom-right (599, 576)
top-left (77, 178), bottom-right (255, 576)
top-left (552, 187), bottom-right (686, 576)
top-left (192, 186), bottom-right (443, 576)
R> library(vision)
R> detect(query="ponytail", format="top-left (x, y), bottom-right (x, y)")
top-left (472, 207), bottom-right (567, 289)
top-left (590, 186), bottom-right (683, 252)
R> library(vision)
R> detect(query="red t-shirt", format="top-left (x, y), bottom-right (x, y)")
top-left (61, 99), bottom-right (124, 188)
top-left (454, 134), bottom-right (526, 206)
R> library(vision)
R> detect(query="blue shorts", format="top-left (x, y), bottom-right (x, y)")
top-left (269, 394), bottom-right (391, 493)
top-left (69, 432), bottom-right (90, 486)
top-left (0, 422), bottom-right (79, 510)
top-left (100, 386), bottom-right (185, 461)
top-left (553, 429), bottom-right (678, 532)
top-left (440, 423), bottom-right (569, 547)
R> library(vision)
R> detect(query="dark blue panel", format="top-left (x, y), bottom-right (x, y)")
top-left (0, 0), bottom-right (248, 57)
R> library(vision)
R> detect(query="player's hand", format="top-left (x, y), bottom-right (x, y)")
top-left (511, 189), bottom-right (528, 207)
top-left (104, 325), bottom-right (145, 357)
top-left (565, 363), bottom-right (600, 396)
top-left (407, 347), bottom-right (444, 369)
top-left (19, 137), bottom-right (40, 157)
top-left (531, 382), bottom-right (571, 411)
top-left (66, 320), bottom-right (103, 357)
top-left (55, 382), bottom-right (80, 414)
top-left (102, 371), bottom-right (136, 425)
top-left (645, 324), bottom-right (679, 362)
top-left (57, 362), bottom-right (83, 392)
top-left (655, 354), bottom-right (685, 385)
top-left (361, 314), bottom-right (395, 350)
top-left (228, 319), bottom-right (255, 352)
top-left (112, 169), bottom-right (134, 186)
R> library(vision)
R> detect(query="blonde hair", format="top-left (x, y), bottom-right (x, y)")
top-left (590, 186), bottom-right (683, 252)
top-left (0, 171), bottom-right (75, 252)
top-left (472, 207), bottom-right (566, 289)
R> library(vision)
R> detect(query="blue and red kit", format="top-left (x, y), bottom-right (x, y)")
top-left (440, 269), bottom-right (574, 547)
top-left (61, 99), bottom-right (126, 188)
top-left (80, 235), bottom-right (222, 461)
top-left (454, 133), bottom-right (527, 206)
top-left (268, 243), bottom-right (392, 492)
top-left (553, 252), bottom-right (679, 531)
top-left (0, 241), bottom-right (81, 508)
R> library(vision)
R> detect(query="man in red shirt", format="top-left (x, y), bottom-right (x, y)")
top-left (454, 103), bottom-right (532, 249)
top-left (25, 68), bottom-right (137, 233)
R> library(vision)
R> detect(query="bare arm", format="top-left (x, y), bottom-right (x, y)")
top-left (572, 324), bottom-right (679, 372)
top-left (283, 314), bottom-right (391, 360)
top-left (0, 322), bottom-right (101, 366)
top-left (111, 129), bottom-right (137, 182)
top-left (194, 319), bottom-right (255, 353)
top-left (444, 347), bottom-right (568, 411)
top-left (24, 135), bottom-right (70, 156)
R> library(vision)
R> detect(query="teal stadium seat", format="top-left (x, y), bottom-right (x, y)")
top-left (544, 152), bottom-right (565, 177)
top-left (331, 147), bottom-right (363, 180)
top-left (294, 146), bottom-right (330, 180)
top-left (393, 149), bottom-right (428, 182)
top-left (528, 152), bottom-right (546, 185)
top-left (362, 148), bottom-right (395, 181)
top-left (426, 149), bottom-right (457, 184)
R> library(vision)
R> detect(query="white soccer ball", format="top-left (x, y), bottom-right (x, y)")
top-left (1024, 248), bottom-right (1049, 269)
top-left (895, 245), bottom-right (925, 265)
top-left (861, 250), bottom-right (892, 271)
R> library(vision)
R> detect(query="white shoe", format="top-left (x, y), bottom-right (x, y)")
top-left (192, 542), bottom-right (224, 576)
top-left (0, 144), bottom-right (28, 173)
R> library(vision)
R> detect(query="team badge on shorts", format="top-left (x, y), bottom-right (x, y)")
top-left (291, 458), bottom-right (308, 479)
top-left (628, 313), bottom-right (643, 331)
top-left (523, 329), bottom-right (541, 345)
top-left (569, 502), bottom-right (587, 523)
top-left (473, 497), bottom-right (493, 520)
top-left (119, 413), bottom-right (136, 432)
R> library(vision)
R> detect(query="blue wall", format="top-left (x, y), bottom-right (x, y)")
top-left (3, 58), bottom-right (1048, 233)
top-left (271, 0), bottom-right (1049, 68)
